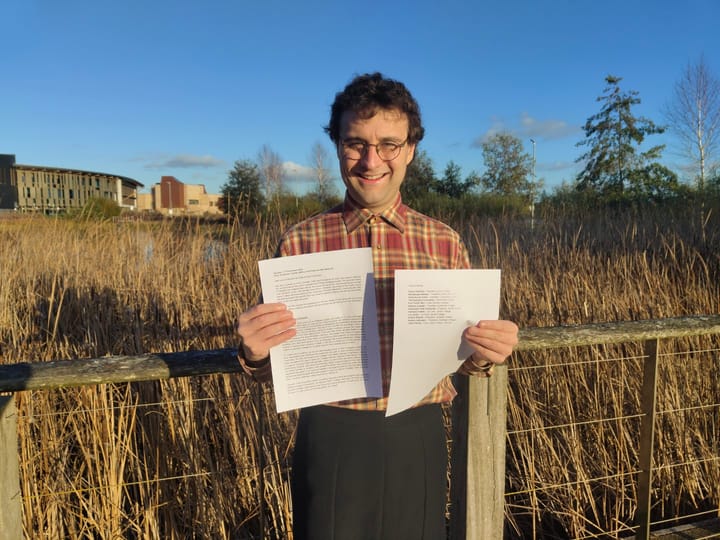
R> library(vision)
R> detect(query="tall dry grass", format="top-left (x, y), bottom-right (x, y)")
top-left (0, 204), bottom-right (718, 538)
top-left (1, 216), bottom-right (294, 538)
top-left (456, 207), bottom-right (720, 538)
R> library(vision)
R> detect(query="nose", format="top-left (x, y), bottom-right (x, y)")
top-left (360, 144), bottom-right (384, 168)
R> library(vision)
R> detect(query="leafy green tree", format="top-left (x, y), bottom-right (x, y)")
top-left (401, 150), bottom-right (438, 203)
top-left (480, 132), bottom-right (534, 198)
top-left (435, 161), bottom-right (474, 198)
top-left (576, 75), bottom-right (671, 197)
top-left (219, 159), bottom-right (265, 217)
top-left (626, 163), bottom-right (679, 198)
top-left (710, 166), bottom-right (720, 190)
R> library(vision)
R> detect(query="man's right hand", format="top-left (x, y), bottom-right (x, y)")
top-left (237, 303), bottom-right (296, 362)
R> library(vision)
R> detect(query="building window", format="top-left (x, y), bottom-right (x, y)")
top-left (188, 199), bottom-right (199, 205)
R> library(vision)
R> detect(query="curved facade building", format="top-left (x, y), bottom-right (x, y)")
top-left (0, 154), bottom-right (143, 213)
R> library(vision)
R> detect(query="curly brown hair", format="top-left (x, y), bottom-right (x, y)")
top-left (324, 73), bottom-right (425, 145)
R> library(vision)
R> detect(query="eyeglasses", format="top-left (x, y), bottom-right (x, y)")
top-left (340, 139), bottom-right (408, 161)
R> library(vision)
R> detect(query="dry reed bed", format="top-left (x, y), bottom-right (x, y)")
top-left (1, 217), bottom-right (291, 538)
top-left (462, 211), bottom-right (720, 538)
top-left (0, 208), bottom-right (718, 538)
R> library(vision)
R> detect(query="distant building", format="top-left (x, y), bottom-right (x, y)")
top-left (137, 176), bottom-right (221, 215)
top-left (0, 154), bottom-right (143, 213)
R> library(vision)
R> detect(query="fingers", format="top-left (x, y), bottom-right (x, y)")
top-left (463, 320), bottom-right (519, 365)
top-left (237, 303), bottom-right (296, 362)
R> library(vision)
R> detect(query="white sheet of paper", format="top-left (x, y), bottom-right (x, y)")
top-left (258, 247), bottom-right (382, 412)
top-left (386, 269), bottom-right (501, 416)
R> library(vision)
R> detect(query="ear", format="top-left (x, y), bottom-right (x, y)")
top-left (405, 143), bottom-right (416, 165)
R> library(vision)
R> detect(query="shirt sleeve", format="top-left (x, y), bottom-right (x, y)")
top-left (457, 355), bottom-right (494, 378)
top-left (237, 292), bottom-right (273, 383)
top-left (456, 237), bottom-right (471, 269)
top-left (238, 351), bottom-right (273, 382)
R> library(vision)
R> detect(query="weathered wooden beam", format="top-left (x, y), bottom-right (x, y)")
top-left (515, 314), bottom-right (720, 351)
top-left (0, 395), bottom-right (22, 540)
top-left (450, 368), bottom-right (509, 540)
top-left (636, 339), bottom-right (660, 540)
top-left (0, 348), bottom-right (241, 392)
top-left (0, 316), bottom-right (718, 393)
top-left (467, 366), bottom-right (508, 540)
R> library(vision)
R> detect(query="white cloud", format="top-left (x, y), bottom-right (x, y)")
top-left (472, 117), bottom-right (508, 146)
top-left (143, 154), bottom-right (225, 169)
top-left (518, 113), bottom-right (580, 140)
top-left (473, 113), bottom-right (580, 147)
top-left (283, 161), bottom-right (314, 179)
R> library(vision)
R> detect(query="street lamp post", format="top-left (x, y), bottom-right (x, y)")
top-left (530, 138), bottom-right (536, 230)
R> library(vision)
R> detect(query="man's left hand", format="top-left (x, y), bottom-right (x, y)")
top-left (463, 320), bottom-right (519, 366)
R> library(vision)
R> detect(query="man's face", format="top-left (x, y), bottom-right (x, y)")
top-left (337, 108), bottom-right (416, 214)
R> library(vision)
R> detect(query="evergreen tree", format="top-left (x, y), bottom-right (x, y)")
top-left (435, 161), bottom-right (471, 198)
top-left (219, 159), bottom-right (265, 217)
top-left (401, 150), bottom-right (438, 203)
top-left (576, 75), bottom-right (676, 197)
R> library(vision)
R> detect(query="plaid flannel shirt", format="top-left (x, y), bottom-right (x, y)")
top-left (241, 193), bottom-right (491, 410)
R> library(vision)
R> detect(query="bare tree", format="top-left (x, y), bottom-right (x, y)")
top-left (257, 144), bottom-right (285, 202)
top-left (664, 55), bottom-right (720, 190)
top-left (309, 142), bottom-right (337, 202)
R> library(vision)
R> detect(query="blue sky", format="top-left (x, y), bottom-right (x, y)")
top-left (3, 0), bottom-right (718, 196)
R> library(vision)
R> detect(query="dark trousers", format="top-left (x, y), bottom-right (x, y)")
top-left (291, 404), bottom-right (447, 540)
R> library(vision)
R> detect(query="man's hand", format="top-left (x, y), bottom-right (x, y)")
top-left (237, 303), bottom-right (296, 362)
top-left (463, 320), bottom-right (519, 366)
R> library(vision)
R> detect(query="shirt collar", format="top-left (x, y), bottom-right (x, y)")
top-left (342, 192), bottom-right (407, 234)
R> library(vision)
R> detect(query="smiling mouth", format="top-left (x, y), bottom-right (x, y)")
top-left (358, 172), bottom-right (387, 183)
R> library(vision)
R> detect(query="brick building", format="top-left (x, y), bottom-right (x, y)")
top-left (136, 176), bottom-right (221, 215)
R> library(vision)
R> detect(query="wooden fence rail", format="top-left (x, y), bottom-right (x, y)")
top-left (1, 314), bottom-right (720, 539)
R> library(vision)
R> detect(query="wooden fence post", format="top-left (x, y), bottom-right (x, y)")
top-left (636, 338), bottom-right (660, 539)
top-left (255, 384), bottom-right (266, 539)
top-left (0, 394), bottom-right (23, 540)
top-left (450, 366), bottom-right (508, 539)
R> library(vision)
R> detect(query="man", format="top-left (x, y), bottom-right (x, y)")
top-left (237, 72), bottom-right (518, 540)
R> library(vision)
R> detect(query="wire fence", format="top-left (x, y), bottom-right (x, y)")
top-left (504, 340), bottom-right (720, 538)
top-left (2, 317), bottom-right (719, 539)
